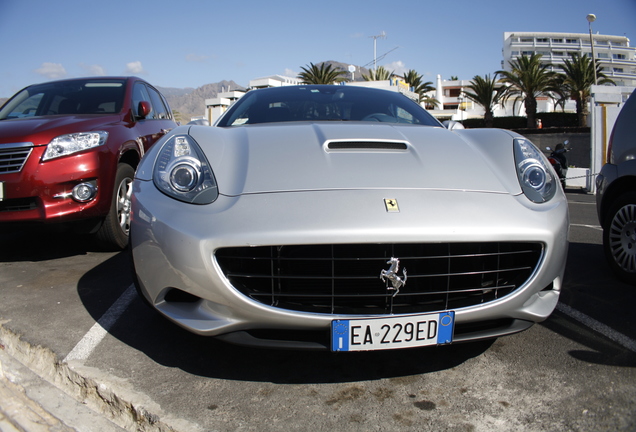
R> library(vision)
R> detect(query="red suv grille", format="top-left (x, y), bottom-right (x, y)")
top-left (0, 144), bottom-right (33, 174)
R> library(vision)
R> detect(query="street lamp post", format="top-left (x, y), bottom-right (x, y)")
top-left (587, 14), bottom-right (598, 85)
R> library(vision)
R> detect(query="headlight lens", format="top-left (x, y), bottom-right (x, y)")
top-left (514, 138), bottom-right (557, 203)
top-left (153, 134), bottom-right (218, 204)
top-left (42, 131), bottom-right (108, 161)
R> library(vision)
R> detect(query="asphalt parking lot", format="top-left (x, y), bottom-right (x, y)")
top-left (0, 191), bottom-right (635, 431)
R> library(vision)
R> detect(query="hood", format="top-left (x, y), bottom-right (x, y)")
top-left (185, 122), bottom-right (521, 196)
top-left (0, 114), bottom-right (122, 146)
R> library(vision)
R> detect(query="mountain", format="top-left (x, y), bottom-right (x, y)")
top-left (159, 80), bottom-right (244, 123)
top-left (319, 60), bottom-right (371, 81)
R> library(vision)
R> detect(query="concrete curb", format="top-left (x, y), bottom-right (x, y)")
top-left (0, 342), bottom-right (126, 432)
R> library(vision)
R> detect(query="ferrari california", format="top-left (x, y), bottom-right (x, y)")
top-left (131, 84), bottom-right (569, 351)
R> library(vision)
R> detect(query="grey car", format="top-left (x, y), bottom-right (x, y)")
top-left (596, 89), bottom-right (636, 284)
top-left (131, 85), bottom-right (569, 351)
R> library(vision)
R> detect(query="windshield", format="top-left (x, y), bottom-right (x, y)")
top-left (216, 85), bottom-right (441, 127)
top-left (0, 79), bottom-right (127, 120)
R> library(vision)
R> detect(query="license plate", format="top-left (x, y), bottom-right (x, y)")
top-left (331, 311), bottom-right (454, 352)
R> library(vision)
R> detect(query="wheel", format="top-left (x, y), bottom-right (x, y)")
top-left (603, 191), bottom-right (636, 284)
top-left (96, 163), bottom-right (134, 250)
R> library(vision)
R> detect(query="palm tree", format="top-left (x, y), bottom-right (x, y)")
top-left (556, 53), bottom-right (615, 126)
top-left (402, 69), bottom-right (435, 104)
top-left (298, 62), bottom-right (347, 85)
top-left (463, 74), bottom-right (505, 127)
top-left (497, 54), bottom-right (559, 128)
top-left (362, 66), bottom-right (392, 81)
top-left (421, 95), bottom-right (440, 110)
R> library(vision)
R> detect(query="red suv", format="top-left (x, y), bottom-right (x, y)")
top-left (0, 76), bottom-right (177, 249)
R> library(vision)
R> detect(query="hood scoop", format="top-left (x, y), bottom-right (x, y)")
top-left (325, 140), bottom-right (408, 152)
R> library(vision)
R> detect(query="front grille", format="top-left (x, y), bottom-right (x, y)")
top-left (215, 242), bottom-right (543, 315)
top-left (0, 144), bottom-right (33, 174)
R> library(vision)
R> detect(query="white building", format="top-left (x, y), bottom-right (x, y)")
top-left (503, 32), bottom-right (636, 87)
top-left (430, 31), bottom-right (636, 122)
top-left (427, 75), bottom-right (481, 121)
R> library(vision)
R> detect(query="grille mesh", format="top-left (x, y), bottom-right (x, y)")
top-left (0, 145), bottom-right (32, 174)
top-left (215, 242), bottom-right (543, 315)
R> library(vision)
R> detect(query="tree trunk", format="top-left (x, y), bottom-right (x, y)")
top-left (525, 97), bottom-right (537, 129)
top-left (576, 97), bottom-right (588, 127)
top-left (484, 110), bottom-right (494, 128)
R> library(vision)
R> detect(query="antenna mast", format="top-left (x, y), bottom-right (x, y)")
top-left (370, 31), bottom-right (386, 72)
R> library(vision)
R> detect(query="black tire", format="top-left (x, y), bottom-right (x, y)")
top-left (603, 191), bottom-right (636, 285)
top-left (96, 163), bottom-right (134, 250)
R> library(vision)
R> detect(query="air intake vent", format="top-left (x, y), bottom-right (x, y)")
top-left (326, 141), bottom-right (408, 151)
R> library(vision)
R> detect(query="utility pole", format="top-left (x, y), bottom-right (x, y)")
top-left (587, 14), bottom-right (598, 85)
top-left (370, 31), bottom-right (386, 73)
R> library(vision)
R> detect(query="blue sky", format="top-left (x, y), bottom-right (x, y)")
top-left (0, 0), bottom-right (634, 98)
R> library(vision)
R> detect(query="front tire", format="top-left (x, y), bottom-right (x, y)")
top-left (603, 191), bottom-right (636, 285)
top-left (96, 163), bottom-right (134, 250)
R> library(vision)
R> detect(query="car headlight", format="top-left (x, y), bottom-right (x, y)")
top-left (514, 138), bottom-right (557, 203)
top-left (42, 131), bottom-right (108, 161)
top-left (153, 134), bottom-right (219, 204)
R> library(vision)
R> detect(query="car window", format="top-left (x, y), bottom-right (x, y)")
top-left (147, 86), bottom-right (171, 120)
top-left (132, 82), bottom-right (153, 118)
top-left (217, 85), bottom-right (440, 127)
top-left (0, 79), bottom-right (125, 119)
top-left (0, 91), bottom-right (44, 118)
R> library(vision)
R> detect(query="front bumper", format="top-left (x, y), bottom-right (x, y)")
top-left (0, 146), bottom-right (109, 224)
top-left (131, 179), bottom-right (569, 349)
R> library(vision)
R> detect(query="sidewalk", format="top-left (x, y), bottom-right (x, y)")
top-left (0, 344), bottom-right (126, 432)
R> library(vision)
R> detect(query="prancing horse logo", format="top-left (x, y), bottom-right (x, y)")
top-left (380, 257), bottom-right (407, 297)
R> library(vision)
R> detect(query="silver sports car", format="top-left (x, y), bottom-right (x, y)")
top-left (131, 85), bottom-right (568, 351)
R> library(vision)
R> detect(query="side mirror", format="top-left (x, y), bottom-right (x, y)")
top-left (137, 101), bottom-right (152, 119)
top-left (563, 140), bottom-right (570, 146)
top-left (442, 120), bottom-right (465, 130)
top-left (546, 146), bottom-right (552, 151)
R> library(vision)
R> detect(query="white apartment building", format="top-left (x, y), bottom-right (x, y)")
top-left (503, 32), bottom-right (636, 87)
top-left (431, 31), bottom-right (636, 121)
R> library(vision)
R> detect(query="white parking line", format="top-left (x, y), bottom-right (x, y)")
top-left (64, 284), bottom-right (137, 363)
top-left (556, 302), bottom-right (636, 353)
top-left (570, 223), bottom-right (602, 231)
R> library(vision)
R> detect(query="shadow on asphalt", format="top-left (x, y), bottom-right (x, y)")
top-left (540, 241), bottom-right (636, 368)
top-left (0, 228), bottom-right (104, 262)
